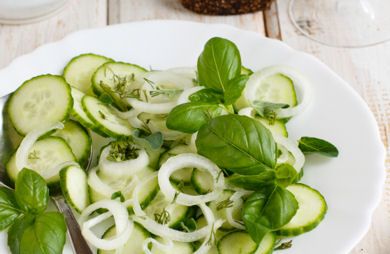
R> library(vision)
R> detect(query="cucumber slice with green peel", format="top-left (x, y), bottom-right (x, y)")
top-left (98, 223), bottom-right (150, 254)
top-left (217, 231), bottom-right (258, 254)
top-left (7, 75), bottom-right (73, 135)
top-left (6, 137), bottom-right (76, 184)
top-left (208, 190), bottom-right (238, 231)
top-left (254, 233), bottom-right (275, 254)
top-left (144, 191), bottom-right (188, 228)
top-left (151, 236), bottom-right (193, 254)
top-left (191, 168), bottom-right (214, 194)
top-left (63, 53), bottom-right (113, 94)
top-left (257, 117), bottom-right (288, 137)
top-left (59, 165), bottom-right (89, 213)
top-left (277, 183), bottom-right (327, 236)
top-left (159, 145), bottom-right (194, 184)
top-left (82, 95), bottom-right (134, 138)
top-left (92, 61), bottom-right (147, 96)
top-left (53, 120), bottom-right (91, 167)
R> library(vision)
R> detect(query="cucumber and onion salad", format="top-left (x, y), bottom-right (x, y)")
top-left (3, 37), bottom-right (339, 254)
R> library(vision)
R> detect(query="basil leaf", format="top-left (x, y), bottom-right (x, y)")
top-left (228, 171), bottom-right (275, 190)
top-left (19, 212), bottom-right (66, 254)
top-left (197, 37), bottom-right (241, 92)
top-left (15, 168), bottom-right (49, 215)
top-left (224, 75), bottom-right (248, 105)
top-left (196, 115), bottom-right (277, 175)
top-left (166, 102), bottom-right (226, 134)
top-left (243, 185), bottom-right (298, 243)
top-left (252, 101), bottom-right (289, 124)
top-left (275, 164), bottom-right (298, 187)
top-left (298, 136), bottom-right (339, 157)
top-left (189, 88), bottom-right (223, 103)
top-left (0, 187), bottom-right (22, 230)
top-left (7, 214), bottom-right (35, 254)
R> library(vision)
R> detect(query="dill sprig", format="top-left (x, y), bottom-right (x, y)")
top-left (274, 240), bottom-right (293, 250)
top-left (106, 140), bottom-right (139, 162)
top-left (216, 198), bottom-right (234, 211)
top-left (154, 209), bottom-right (171, 225)
top-left (28, 150), bottom-right (40, 160)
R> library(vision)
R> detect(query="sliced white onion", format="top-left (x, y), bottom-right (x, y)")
top-left (167, 67), bottom-right (197, 80)
top-left (245, 66), bottom-right (312, 118)
top-left (87, 167), bottom-right (116, 196)
top-left (132, 174), bottom-right (214, 242)
top-left (79, 200), bottom-right (133, 250)
top-left (146, 70), bottom-right (194, 91)
top-left (143, 237), bottom-right (174, 254)
top-left (274, 135), bottom-right (305, 172)
top-left (158, 153), bottom-right (224, 206)
top-left (277, 145), bottom-right (290, 164)
top-left (127, 98), bottom-right (177, 114)
top-left (99, 145), bottom-right (149, 177)
top-left (238, 107), bottom-right (255, 118)
top-left (177, 86), bottom-right (205, 105)
top-left (41, 160), bottom-right (80, 180)
top-left (15, 122), bottom-right (64, 171)
top-left (226, 190), bottom-right (252, 230)
top-left (109, 107), bottom-right (145, 129)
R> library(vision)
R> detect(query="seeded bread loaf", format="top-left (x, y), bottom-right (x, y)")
top-left (181, 0), bottom-right (273, 15)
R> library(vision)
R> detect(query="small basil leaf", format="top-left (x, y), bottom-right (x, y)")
top-left (0, 187), bottom-right (22, 230)
top-left (197, 37), bottom-right (241, 92)
top-left (166, 102), bottom-right (226, 134)
top-left (227, 171), bottom-right (275, 190)
top-left (298, 136), bottom-right (339, 157)
top-left (189, 88), bottom-right (224, 103)
top-left (252, 101), bottom-right (289, 124)
top-left (243, 185), bottom-right (298, 243)
top-left (15, 168), bottom-right (49, 215)
top-left (275, 164), bottom-right (298, 187)
top-left (7, 214), bottom-right (35, 254)
top-left (19, 212), bottom-right (66, 254)
top-left (142, 132), bottom-right (164, 150)
top-left (224, 75), bottom-right (249, 105)
top-left (196, 115), bottom-right (277, 175)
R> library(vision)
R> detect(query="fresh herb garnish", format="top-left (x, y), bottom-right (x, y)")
top-left (107, 140), bottom-right (139, 162)
top-left (216, 198), bottom-right (234, 211)
top-left (154, 209), bottom-right (171, 225)
top-left (274, 240), bottom-right (293, 250)
top-left (252, 101), bottom-right (289, 124)
top-left (27, 150), bottom-right (40, 160)
top-left (298, 136), bottom-right (339, 157)
top-left (98, 110), bottom-right (106, 120)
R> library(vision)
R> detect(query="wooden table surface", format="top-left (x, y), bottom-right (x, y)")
top-left (0, 0), bottom-right (389, 253)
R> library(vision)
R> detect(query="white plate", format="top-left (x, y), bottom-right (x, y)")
top-left (0, 21), bottom-right (385, 254)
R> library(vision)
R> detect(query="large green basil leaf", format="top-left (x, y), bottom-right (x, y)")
top-left (243, 185), bottom-right (298, 243)
top-left (197, 37), bottom-right (241, 93)
top-left (189, 88), bottom-right (224, 104)
top-left (0, 187), bottom-right (22, 230)
top-left (166, 102), bottom-right (226, 134)
top-left (298, 136), bottom-right (339, 157)
top-left (19, 212), bottom-right (66, 254)
top-left (275, 163), bottom-right (298, 187)
top-left (228, 171), bottom-right (275, 190)
top-left (15, 168), bottom-right (49, 215)
top-left (224, 75), bottom-right (248, 105)
top-left (196, 115), bottom-right (277, 174)
top-left (7, 214), bottom-right (35, 254)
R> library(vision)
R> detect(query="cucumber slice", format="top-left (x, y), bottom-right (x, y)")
top-left (144, 191), bottom-right (188, 228)
top-left (277, 183), bottom-right (327, 236)
top-left (7, 75), bottom-right (73, 135)
top-left (191, 168), bottom-right (214, 194)
top-left (151, 236), bottom-right (193, 254)
top-left (82, 95), bottom-right (133, 138)
top-left (6, 136), bottom-right (76, 184)
top-left (257, 117), bottom-right (288, 137)
top-left (63, 53), bottom-right (113, 94)
top-left (53, 120), bottom-right (91, 167)
top-left (92, 61), bottom-right (147, 96)
top-left (59, 165), bottom-right (89, 213)
top-left (159, 145), bottom-right (194, 184)
top-left (98, 223), bottom-right (150, 254)
top-left (208, 190), bottom-right (238, 231)
top-left (254, 233), bottom-right (275, 254)
top-left (217, 231), bottom-right (258, 254)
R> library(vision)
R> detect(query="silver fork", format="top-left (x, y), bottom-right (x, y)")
top-left (0, 95), bottom-right (93, 254)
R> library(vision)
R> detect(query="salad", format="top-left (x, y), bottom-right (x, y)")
top-left (0, 37), bottom-right (338, 254)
